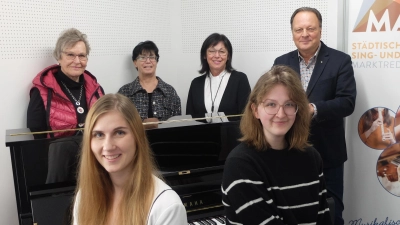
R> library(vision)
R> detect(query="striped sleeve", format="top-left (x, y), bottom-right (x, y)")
top-left (314, 152), bottom-right (333, 225)
top-left (222, 156), bottom-right (285, 225)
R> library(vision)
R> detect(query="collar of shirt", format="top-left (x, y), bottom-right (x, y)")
top-left (297, 42), bottom-right (322, 67)
top-left (208, 70), bottom-right (227, 77)
top-left (130, 76), bottom-right (168, 95)
top-left (56, 69), bottom-right (85, 89)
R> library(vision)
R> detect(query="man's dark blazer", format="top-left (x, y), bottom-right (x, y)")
top-left (186, 70), bottom-right (251, 121)
top-left (274, 41), bottom-right (356, 168)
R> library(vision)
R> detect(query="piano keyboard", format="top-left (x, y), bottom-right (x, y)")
top-left (189, 215), bottom-right (226, 225)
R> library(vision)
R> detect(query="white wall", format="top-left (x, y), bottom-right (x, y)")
top-left (0, 1), bottom-right (339, 224)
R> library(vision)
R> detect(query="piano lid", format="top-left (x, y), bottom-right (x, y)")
top-left (5, 115), bottom-right (241, 224)
top-left (5, 114), bottom-right (241, 144)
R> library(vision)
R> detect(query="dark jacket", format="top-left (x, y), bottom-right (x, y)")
top-left (186, 70), bottom-right (251, 120)
top-left (274, 41), bottom-right (357, 168)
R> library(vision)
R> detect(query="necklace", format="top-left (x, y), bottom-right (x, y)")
top-left (209, 71), bottom-right (227, 112)
top-left (61, 81), bottom-right (84, 114)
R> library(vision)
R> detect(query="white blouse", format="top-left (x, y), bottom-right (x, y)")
top-left (204, 70), bottom-right (231, 115)
top-left (72, 176), bottom-right (187, 225)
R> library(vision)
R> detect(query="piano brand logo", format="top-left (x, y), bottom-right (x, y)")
top-left (184, 200), bottom-right (204, 208)
top-left (353, 0), bottom-right (400, 32)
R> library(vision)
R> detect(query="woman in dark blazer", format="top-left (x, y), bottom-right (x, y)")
top-left (186, 33), bottom-right (251, 121)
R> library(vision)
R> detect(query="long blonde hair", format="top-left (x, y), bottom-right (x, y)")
top-left (240, 65), bottom-right (311, 150)
top-left (75, 93), bottom-right (158, 225)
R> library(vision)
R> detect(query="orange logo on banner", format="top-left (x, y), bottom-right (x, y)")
top-left (353, 0), bottom-right (400, 32)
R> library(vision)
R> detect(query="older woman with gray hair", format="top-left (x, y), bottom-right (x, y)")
top-left (27, 28), bottom-right (104, 138)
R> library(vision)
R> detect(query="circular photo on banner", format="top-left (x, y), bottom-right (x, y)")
top-left (395, 106), bottom-right (400, 142)
top-left (377, 143), bottom-right (400, 197)
top-left (358, 107), bottom-right (396, 150)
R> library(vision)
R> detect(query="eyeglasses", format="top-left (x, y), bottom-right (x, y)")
top-left (207, 49), bottom-right (228, 56)
top-left (261, 100), bottom-right (298, 116)
top-left (293, 27), bottom-right (319, 34)
top-left (136, 55), bottom-right (158, 62)
top-left (62, 52), bottom-right (88, 61)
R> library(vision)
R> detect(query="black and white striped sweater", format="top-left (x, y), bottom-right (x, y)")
top-left (221, 142), bottom-right (332, 225)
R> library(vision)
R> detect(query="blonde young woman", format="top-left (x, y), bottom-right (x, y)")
top-left (221, 66), bottom-right (332, 225)
top-left (72, 94), bottom-right (187, 225)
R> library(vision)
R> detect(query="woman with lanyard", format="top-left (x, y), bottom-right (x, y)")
top-left (186, 33), bottom-right (251, 122)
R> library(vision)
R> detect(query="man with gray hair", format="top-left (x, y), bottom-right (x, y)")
top-left (274, 7), bottom-right (357, 225)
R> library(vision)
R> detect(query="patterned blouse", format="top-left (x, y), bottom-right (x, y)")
top-left (118, 76), bottom-right (181, 121)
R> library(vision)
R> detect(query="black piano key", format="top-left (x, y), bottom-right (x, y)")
top-left (216, 216), bottom-right (226, 224)
top-left (203, 219), bottom-right (212, 225)
top-left (206, 218), bottom-right (217, 225)
top-left (212, 216), bottom-right (223, 224)
top-left (196, 220), bottom-right (209, 225)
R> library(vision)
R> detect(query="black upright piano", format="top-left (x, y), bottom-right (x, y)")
top-left (5, 119), bottom-right (241, 225)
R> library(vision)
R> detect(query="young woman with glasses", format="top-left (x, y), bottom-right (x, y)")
top-left (221, 65), bottom-right (332, 225)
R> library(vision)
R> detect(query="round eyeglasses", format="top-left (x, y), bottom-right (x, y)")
top-left (261, 100), bottom-right (298, 116)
